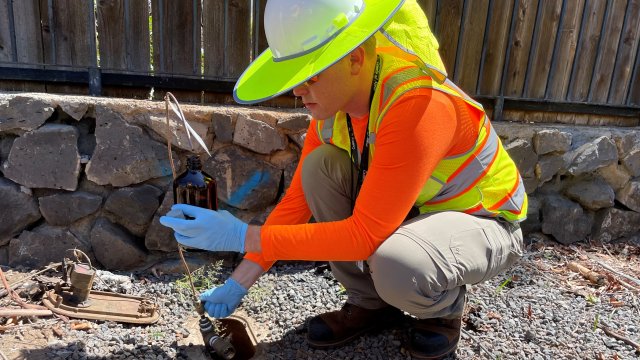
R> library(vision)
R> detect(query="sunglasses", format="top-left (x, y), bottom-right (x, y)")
top-left (304, 74), bottom-right (320, 86)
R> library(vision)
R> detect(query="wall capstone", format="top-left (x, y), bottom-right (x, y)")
top-left (85, 106), bottom-right (172, 186)
top-left (533, 129), bottom-right (572, 155)
top-left (0, 96), bottom-right (55, 134)
top-left (565, 136), bottom-right (618, 176)
top-left (234, 114), bottom-right (287, 155)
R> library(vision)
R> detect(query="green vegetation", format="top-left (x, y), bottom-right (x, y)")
top-left (495, 277), bottom-right (512, 294)
top-left (174, 260), bottom-right (224, 302)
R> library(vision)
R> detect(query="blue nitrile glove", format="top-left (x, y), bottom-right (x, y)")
top-left (159, 204), bottom-right (248, 253)
top-left (200, 278), bottom-right (248, 318)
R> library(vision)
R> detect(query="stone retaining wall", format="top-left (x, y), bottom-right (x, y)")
top-left (0, 93), bottom-right (638, 270)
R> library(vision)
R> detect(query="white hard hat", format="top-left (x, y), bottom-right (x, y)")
top-left (234, 0), bottom-right (405, 104)
top-left (265, 0), bottom-right (364, 60)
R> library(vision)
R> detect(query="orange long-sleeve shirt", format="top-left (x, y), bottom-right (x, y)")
top-left (244, 89), bottom-right (480, 270)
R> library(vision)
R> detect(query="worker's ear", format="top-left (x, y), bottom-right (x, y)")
top-left (349, 46), bottom-right (366, 75)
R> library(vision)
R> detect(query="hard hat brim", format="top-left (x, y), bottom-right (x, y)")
top-left (233, 0), bottom-right (405, 105)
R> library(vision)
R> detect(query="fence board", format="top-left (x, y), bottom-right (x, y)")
top-left (567, 0), bottom-right (606, 102)
top-left (203, 0), bottom-right (252, 78)
top-left (202, 0), bottom-right (225, 78)
top-left (0, 1), bottom-right (42, 63)
top-left (97, 0), bottom-right (150, 72)
top-left (0, 1), bottom-right (45, 92)
top-left (0, 1), bottom-right (13, 62)
top-left (151, 0), bottom-right (201, 76)
top-left (226, 0), bottom-right (252, 77)
top-left (38, 0), bottom-right (94, 94)
top-left (477, 0), bottom-right (515, 96)
top-left (589, 0), bottom-right (627, 103)
top-left (255, 0), bottom-right (268, 55)
top-left (436, 0), bottom-right (464, 76)
top-left (546, 0), bottom-right (585, 100)
top-left (505, 0), bottom-right (538, 97)
top-left (14, 0), bottom-right (43, 64)
top-left (608, 0), bottom-right (640, 104)
top-left (40, 0), bottom-right (94, 67)
top-left (629, 45), bottom-right (640, 105)
top-left (455, 0), bottom-right (490, 93)
top-left (524, 0), bottom-right (562, 98)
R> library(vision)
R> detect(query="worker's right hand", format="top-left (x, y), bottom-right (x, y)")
top-left (159, 204), bottom-right (247, 253)
top-left (200, 278), bottom-right (248, 318)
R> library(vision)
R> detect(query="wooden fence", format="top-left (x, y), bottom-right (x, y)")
top-left (0, 0), bottom-right (639, 124)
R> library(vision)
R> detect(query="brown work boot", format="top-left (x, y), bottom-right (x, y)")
top-left (307, 303), bottom-right (404, 349)
top-left (404, 317), bottom-right (462, 359)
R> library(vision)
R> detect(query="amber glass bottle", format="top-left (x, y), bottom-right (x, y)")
top-left (172, 155), bottom-right (218, 210)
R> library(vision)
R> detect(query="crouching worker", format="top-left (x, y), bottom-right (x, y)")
top-left (160, 0), bottom-right (527, 358)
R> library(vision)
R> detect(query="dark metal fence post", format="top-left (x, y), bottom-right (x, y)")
top-left (88, 67), bottom-right (102, 96)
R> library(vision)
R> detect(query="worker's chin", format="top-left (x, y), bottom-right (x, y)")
top-left (306, 106), bottom-right (333, 120)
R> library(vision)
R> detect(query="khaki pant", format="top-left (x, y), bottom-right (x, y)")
top-left (301, 145), bottom-right (523, 319)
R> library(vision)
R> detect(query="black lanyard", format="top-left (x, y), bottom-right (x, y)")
top-left (346, 55), bottom-right (381, 205)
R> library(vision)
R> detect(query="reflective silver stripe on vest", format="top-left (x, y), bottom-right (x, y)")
top-left (443, 78), bottom-right (483, 110)
top-left (368, 132), bottom-right (376, 145)
top-left (425, 120), bottom-right (499, 204)
top-left (321, 116), bottom-right (335, 143)
top-left (381, 67), bottom-right (425, 109)
top-left (496, 177), bottom-right (527, 213)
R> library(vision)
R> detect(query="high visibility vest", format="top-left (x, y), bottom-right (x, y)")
top-left (315, 53), bottom-right (528, 223)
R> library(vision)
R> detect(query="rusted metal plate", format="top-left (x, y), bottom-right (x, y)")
top-left (42, 288), bottom-right (160, 324)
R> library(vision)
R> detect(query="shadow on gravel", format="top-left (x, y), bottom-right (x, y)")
top-left (253, 316), bottom-right (457, 360)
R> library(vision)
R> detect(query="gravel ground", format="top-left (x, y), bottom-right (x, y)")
top-left (1, 236), bottom-right (639, 360)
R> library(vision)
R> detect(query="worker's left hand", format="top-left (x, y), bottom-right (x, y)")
top-left (159, 204), bottom-right (247, 253)
top-left (200, 278), bottom-right (248, 318)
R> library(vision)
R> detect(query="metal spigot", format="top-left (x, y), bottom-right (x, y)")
top-left (198, 312), bottom-right (236, 359)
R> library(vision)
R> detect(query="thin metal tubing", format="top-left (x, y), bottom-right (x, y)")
top-left (476, 0), bottom-right (494, 95)
top-left (495, 0), bottom-right (520, 121)
top-left (7, 0), bottom-right (17, 62)
top-left (544, 0), bottom-right (567, 100)
top-left (522, 0), bottom-right (544, 98)
top-left (566, 0), bottom-right (590, 101)
top-left (158, 0), bottom-right (165, 72)
top-left (192, 0), bottom-right (198, 75)
top-left (47, 0), bottom-right (56, 64)
top-left (452, 0), bottom-right (469, 84)
top-left (607, 0), bottom-right (633, 104)
top-left (587, 0), bottom-right (612, 103)
top-left (627, 33), bottom-right (640, 105)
